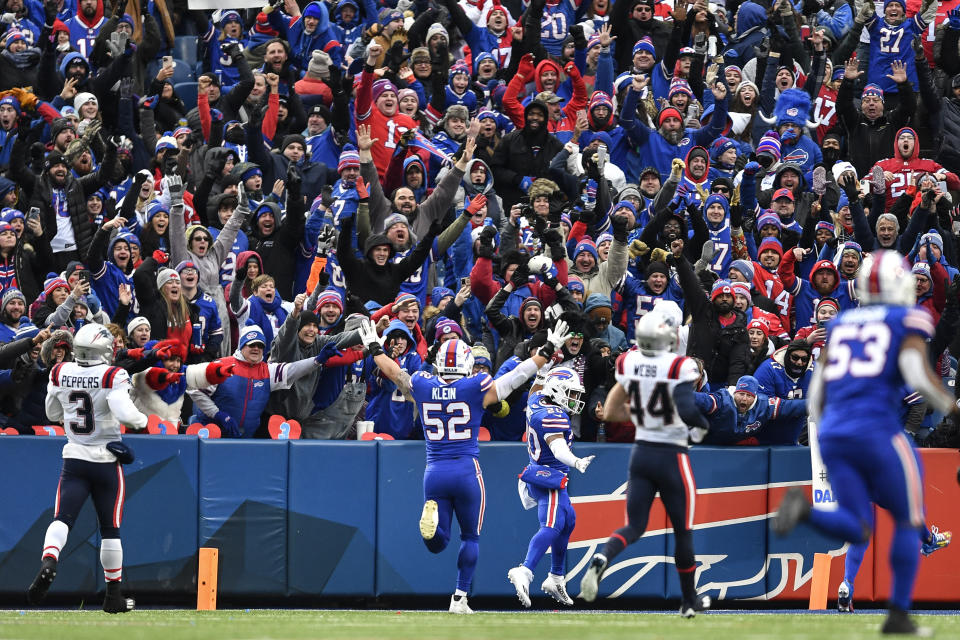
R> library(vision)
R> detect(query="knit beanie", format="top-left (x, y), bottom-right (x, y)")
top-left (338, 145), bottom-right (361, 173)
top-left (573, 239), bottom-right (599, 262)
top-left (729, 259), bottom-right (755, 282)
top-left (756, 131), bottom-right (781, 161)
top-left (156, 268), bottom-right (179, 290)
top-left (710, 279), bottom-right (734, 301)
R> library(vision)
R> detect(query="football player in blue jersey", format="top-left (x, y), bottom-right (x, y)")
top-left (507, 367), bottom-right (595, 608)
top-left (773, 251), bottom-right (960, 635)
top-left (356, 317), bottom-right (572, 613)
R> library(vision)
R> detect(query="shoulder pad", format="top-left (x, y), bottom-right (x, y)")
top-left (103, 366), bottom-right (130, 389)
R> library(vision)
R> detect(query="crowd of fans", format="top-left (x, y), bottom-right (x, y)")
top-left (2, 0), bottom-right (960, 445)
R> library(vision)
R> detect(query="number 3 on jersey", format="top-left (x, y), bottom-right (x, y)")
top-left (422, 402), bottom-right (472, 440)
top-left (68, 391), bottom-right (95, 435)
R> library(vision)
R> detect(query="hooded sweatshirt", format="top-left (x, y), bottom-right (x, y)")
top-left (873, 127), bottom-right (960, 200)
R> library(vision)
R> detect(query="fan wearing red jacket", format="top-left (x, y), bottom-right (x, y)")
top-left (872, 127), bottom-right (960, 200)
top-left (356, 43), bottom-right (418, 180)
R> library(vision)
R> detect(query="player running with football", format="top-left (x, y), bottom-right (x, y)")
top-left (579, 309), bottom-right (712, 618)
top-left (507, 367), bottom-right (595, 608)
top-left (774, 251), bottom-right (960, 635)
top-left (28, 323), bottom-right (148, 613)
top-left (357, 317), bottom-right (573, 613)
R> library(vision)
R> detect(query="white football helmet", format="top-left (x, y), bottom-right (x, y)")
top-left (542, 367), bottom-right (585, 415)
top-left (73, 323), bottom-right (116, 366)
top-left (435, 339), bottom-right (475, 378)
top-left (856, 250), bottom-right (915, 307)
top-left (635, 310), bottom-right (679, 355)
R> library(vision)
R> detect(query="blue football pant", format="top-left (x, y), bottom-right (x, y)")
top-left (422, 458), bottom-right (485, 592)
top-left (521, 485), bottom-right (575, 575)
top-left (811, 432), bottom-right (925, 610)
top-left (54, 458), bottom-right (125, 538)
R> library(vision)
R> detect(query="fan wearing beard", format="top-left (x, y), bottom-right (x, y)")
top-left (10, 121), bottom-right (117, 272)
top-left (669, 242), bottom-right (751, 389)
top-left (491, 99), bottom-right (565, 212)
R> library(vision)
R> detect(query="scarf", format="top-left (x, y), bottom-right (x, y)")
top-left (247, 294), bottom-right (288, 347)
top-left (156, 365), bottom-right (188, 404)
top-left (1, 47), bottom-right (40, 70)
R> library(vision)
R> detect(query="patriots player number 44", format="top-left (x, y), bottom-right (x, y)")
top-left (356, 317), bottom-right (574, 614)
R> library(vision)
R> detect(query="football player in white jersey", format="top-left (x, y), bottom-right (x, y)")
top-left (28, 323), bottom-right (147, 613)
top-left (579, 309), bottom-right (712, 617)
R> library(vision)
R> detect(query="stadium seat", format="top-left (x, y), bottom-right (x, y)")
top-left (173, 35), bottom-right (198, 66)
top-left (478, 427), bottom-right (491, 441)
top-left (173, 82), bottom-right (198, 109)
top-left (170, 58), bottom-right (196, 84)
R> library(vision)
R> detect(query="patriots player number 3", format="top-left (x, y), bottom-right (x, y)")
top-left (67, 392), bottom-right (95, 435)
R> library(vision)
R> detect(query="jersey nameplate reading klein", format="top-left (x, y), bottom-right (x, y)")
top-left (432, 387), bottom-right (458, 400)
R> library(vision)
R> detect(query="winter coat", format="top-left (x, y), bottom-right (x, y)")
top-left (170, 199), bottom-right (250, 356)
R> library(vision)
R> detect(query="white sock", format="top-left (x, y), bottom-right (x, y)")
top-left (100, 538), bottom-right (123, 583)
top-left (454, 589), bottom-right (467, 598)
top-left (42, 520), bottom-right (69, 561)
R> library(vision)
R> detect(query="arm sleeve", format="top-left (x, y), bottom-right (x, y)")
top-left (493, 357), bottom-right (540, 401)
top-left (187, 387), bottom-right (221, 417)
top-left (899, 343), bottom-right (956, 414)
top-left (548, 436), bottom-right (581, 467)
top-left (106, 386), bottom-right (149, 431)
top-left (673, 381), bottom-right (709, 431)
top-left (269, 356), bottom-right (320, 390)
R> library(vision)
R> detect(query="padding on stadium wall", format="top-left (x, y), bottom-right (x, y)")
top-left (0, 438), bottom-right (956, 602)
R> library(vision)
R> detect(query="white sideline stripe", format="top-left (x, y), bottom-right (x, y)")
top-left (569, 480), bottom-right (811, 503)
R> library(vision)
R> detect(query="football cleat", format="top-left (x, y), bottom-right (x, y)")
top-left (507, 566), bottom-right (533, 608)
top-left (102, 581), bottom-right (134, 614)
top-left (921, 526), bottom-right (951, 557)
top-left (27, 556), bottom-right (58, 605)
top-left (881, 607), bottom-right (932, 637)
top-left (578, 553), bottom-right (607, 602)
top-left (772, 487), bottom-right (811, 537)
top-left (448, 594), bottom-right (474, 615)
top-left (419, 500), bottom-right (439, 540)
top-left (541, 573), bottom-right (574, 606)
top-left (838, 579), bottom-right (853, 612)
top-left (680, 594), bottom-right (711, 619)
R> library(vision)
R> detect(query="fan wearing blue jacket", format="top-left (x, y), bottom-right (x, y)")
top-left (695, 375), bottom-right (807, 445)
top-left (363, 319), bottom-right (423, 439)
top-left (330, 0), bottom-right (377, 49)
top-left (619, 75), bottom-right (729, 181)
top-left (188, 323), bottom-right (341, 438)
top-left (753, 340), bottom-right (815, 445)
top-left (267, 1), bottom-right (343, 73)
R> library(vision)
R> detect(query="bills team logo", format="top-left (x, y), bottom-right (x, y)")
top-left (782, 149), bottom-right (810, 166)
top-left (562, 477), bottom-right (847, 601)
top-left (786, 108), bottom-right (799, 117)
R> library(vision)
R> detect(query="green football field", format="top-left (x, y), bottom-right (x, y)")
top-left (1, 609), bottom-right (959, 640)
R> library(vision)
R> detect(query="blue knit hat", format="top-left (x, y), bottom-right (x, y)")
top-left (729, 259), bottom-right (754, 282)
top-left (612, 200), bottom-right (637, 219)
top-left (239, 324), bottom-right (267, 349)
top-left (432, 286), bottom-right (455, 304)
top-left (711, 136), bottom-right (737, 161)
top-left (863, 83), bottom-right (884, 102)
top-left (573, 239), bottom-right (599, 262)
top-left (144, 200), bottom-right (169, 222)
top-left (633, 37), bottom-right (656, 56)
top-left (735, 375), bottom-right (759, 397)
top-left (757, 212), bottom-right (781, 230)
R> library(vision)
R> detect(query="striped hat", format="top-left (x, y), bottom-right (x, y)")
top-left (44, 275), bottom-right (70, 297)
top-left (316, 289), bottom-right (344, 313)
top-left (393, 292), bottom-right (419, 311)
top-left (862, 83), bottom-right (884, 101)
top-left (756, 131), bottom-right (781, 160)
top-left (668, 79), bottom-right (694, 99)
top-left (588, 91), bottom-right (613, 113)
top-left (338, 145), bottom-right (360, 173)
top-left (731, 281), bottom-right (752, 303)
top-left (633, 36), bottom-right (656, 56)
top-left (757, 212), bottom-right (781, 230)
top-left (434, 316), bottom-right (463, 339)
top-left (710, 279), bottom-right (734, 301)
